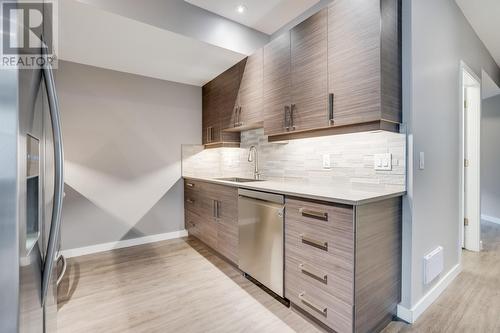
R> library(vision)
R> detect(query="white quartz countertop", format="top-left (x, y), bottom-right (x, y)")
top-left (183, 176), bottom-right (406, 206)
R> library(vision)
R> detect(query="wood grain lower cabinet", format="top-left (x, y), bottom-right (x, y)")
top-left (285, 196), bottom-right (402, 333)
top-left (184, 180), bottom-right (239, 265)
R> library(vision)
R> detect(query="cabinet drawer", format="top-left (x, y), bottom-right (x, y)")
top-left (286, 272), bottom-right (353, 333)
top-left (285, 199), bottom-right (354, 270)
top-left (286, 197), bottom-right (353, 233)
top-left (286, 253), bottom-right (353, 305)
top-left (185, 209), bottom-right (217, 249)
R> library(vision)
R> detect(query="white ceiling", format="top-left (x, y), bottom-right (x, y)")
top-left (456, 0), bottom-right (500, 68)
top-left (58, 0), bottom-right (246, 86)
top-left (184, 0), bottom-right (320, 35)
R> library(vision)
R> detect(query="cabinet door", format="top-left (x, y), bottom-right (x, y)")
top-left (290, 9), bottom-right (328, 132)
top-left (263, 32), bottom-right (291, 136)
top-left (202, 81), bottom-right (220, 145)
top-left (215, 186), bottom-right (238, 264)
top-left (219, 61), bottom-right (245, 131)
top-left (237, 49), bottom-right (263, 127)
top-left (328, 0), bottom-right (381, 126)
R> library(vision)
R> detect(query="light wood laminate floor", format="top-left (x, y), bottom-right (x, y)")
top-left (58, 221), bottom-right (500, 333)
top-left (57, 237), bottom-right (323, 333)
top-left (383, 221), bottom-right (500, 333)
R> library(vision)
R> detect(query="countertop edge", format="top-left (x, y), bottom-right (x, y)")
top-left (183, 176), bottom-right (406, 206)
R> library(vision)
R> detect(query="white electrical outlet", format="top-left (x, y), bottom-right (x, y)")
top-left (322, 154), bottom-right (331, 169)
top-left (374, 153), bottom-right (392, 171)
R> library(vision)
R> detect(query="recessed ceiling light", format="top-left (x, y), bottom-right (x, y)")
top-left (236, 5), bottom-right (246, 14)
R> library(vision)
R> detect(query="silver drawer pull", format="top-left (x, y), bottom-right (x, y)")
top-left (299, 208), bottom-right (328, 221)
top-left (299, 263), bottom-right (328, 284)
top-left (186, 198), bottom-right (195, 204)
top-left (186, 182), bottom-right (195, 188)
top-left (299, 292), bottom-right (327, 316)
top-left (300, 234), bottom-right (328, 251)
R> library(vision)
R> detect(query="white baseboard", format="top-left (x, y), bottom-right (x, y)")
top-left (397, 263), bottom-right (462, 323)
top-left (60, 229), bottom-right (188, 258)
top-left (481, 214), bottom-right (500, 225)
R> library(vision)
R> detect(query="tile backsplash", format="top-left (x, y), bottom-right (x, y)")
top-left (182, 128), bottom-right (406, 188)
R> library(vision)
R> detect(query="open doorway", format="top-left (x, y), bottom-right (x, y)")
top-left (460, 62), bottom-right (481, 252)
top-left (480, 70), bottom-right (500, 251)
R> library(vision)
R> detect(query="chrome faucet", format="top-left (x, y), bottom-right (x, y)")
top-left (248, 145), bottom-right (261, 180)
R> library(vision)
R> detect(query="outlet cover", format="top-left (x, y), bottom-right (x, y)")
top-left (374, 153), bottom-right (392, 171)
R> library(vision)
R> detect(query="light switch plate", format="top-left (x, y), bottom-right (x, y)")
top-left (322, 154), bottom-right (331, 169)
top-left (374, 153), bottom-right (392, 171)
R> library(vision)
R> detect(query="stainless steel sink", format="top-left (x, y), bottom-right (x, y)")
top-left (216, 177), bottom-right (264, 183)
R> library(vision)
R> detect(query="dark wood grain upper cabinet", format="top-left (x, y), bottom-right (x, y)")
top-left (263, 32), bottom-right (292, 136)
top-left (328, 0), bottom-right (401, 126)
top-left (290, 9), bottom-right (329, 132)
top-left (264, 9), bottom-right (329, 137)
top-left (202, 81), bottom-right (219, 145)
top-left (233, 49), bottom-right (264, 130)
top-left (202, 62), bottom-right (243, 147)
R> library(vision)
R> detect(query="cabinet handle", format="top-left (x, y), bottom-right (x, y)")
top-left (300, 234), bottom-right (328, 251)
top-left (216, 200), bottom-right (221, 218)
top-left (328, 93), bottom-right (334, 125)
top-left (238, 106), bottom-right (243, 126)
top-left (299, 208), bottom-right (328, 221)
top-left (186, 198), bottom-right (195, 204)
top-left (290, 104), bottom-right (296, 130)
top-left (212, 200), bottom-right (216, 218)
top-left (186, 182), bottom-right (194, 188)
top-left (299, 263), bottom-right (328, 284)
top-left (298, 292), bottom-right (327, 316)
top-left (284, 105), bottom-right (290, 130)
top-left (233, 107), bottom-right (238, 127)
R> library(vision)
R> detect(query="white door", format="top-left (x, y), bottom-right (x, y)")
top-left (462, 67), bottom-right (481, 252)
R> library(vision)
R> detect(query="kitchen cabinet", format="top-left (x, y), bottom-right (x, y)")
top-left (327, 0), bottom-right (401, 127)
top-left (285, 196), bottom-right (402, 333)
top-left (264, 9), bottom-right (328, 137)
top-left (290, 8), bottom-right (329, 132)
top-left (184, 179), bottom-right (238, 264)
top-left (202, 62), bottom-right (243, 148)
top-left (205, 0), bottom-right (400, 142)
top-left (263, 32), bottom-right (291, 136)
top-left (225, 49), bottom-right (264, 132)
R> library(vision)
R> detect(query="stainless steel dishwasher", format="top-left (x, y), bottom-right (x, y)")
top-left (238, 189), bottom-right (285, 297)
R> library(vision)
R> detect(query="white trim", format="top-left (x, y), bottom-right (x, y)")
top-left (459, 61), bottom-right (482, 253)
top-left (60, 230), bottom-right (188, 258)
top-left (397, 263), bottom-right (462, 323)
top-left (481, 214), bottom-right (500, 225)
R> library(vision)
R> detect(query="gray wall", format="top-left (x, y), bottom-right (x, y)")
top-left (402, 0), bottom-right (500, 309)
top-left (481, 94), bottom-right (500, 220)
top-left (56, 61), bottom-right (201, 250)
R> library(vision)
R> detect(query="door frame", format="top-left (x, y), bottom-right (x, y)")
top-left (459, 60), bottom-right (482, 252)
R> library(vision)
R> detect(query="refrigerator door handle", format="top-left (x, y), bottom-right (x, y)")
top-left (41, 53), bottom-right (65, 306)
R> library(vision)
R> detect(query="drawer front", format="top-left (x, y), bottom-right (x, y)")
top-left (286, 253), bottom-right (353, 305)
top-left (185, 209), bottom-right (202, 239)
top-left (286, 197), bottom-right (354, 233)
top-left (185, 209), bottom-right (217, 249)
top-left (285, 198), bottom-right (354, 286)
top-left (287, 272), bottom-right (353, 333)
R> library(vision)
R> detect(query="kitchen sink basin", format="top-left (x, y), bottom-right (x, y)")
top-left (216, 177), bottom-right (265, 183)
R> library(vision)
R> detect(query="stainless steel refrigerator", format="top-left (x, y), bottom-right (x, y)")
top-left (0, 0), bottom-right (64, 331)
